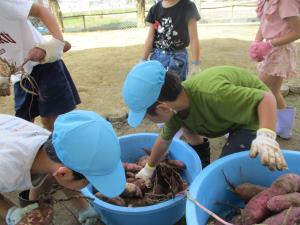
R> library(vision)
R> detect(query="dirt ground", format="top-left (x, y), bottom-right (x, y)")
top-left (1, 23), bottom-right (300, 225)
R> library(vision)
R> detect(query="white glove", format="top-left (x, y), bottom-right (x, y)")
top-left (36, 37), bottom-right (65, 64)
top-left (0, 75), bottom-right (10, 96)
top-left (78, 205), bottom-right (99, 225)
top-left (250, 128), bottom-right (288, 171)
top-left (135, 163), bottom-right (156, 187)
top-left (6, 203), bottom-right (39, 225)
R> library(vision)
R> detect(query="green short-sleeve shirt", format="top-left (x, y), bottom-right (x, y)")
top-left (161, 66), bottom-right (269, 140)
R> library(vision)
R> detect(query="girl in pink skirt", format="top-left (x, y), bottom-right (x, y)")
top-left (250, 0), bottom-right (300, 139)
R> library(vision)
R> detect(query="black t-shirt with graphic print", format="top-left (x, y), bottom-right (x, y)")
top-left (146, 0), bottom-right (200, 51)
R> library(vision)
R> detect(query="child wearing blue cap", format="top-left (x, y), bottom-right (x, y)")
top-left (122, 61), bottom-right (287, 185)
top-left (0, 110), bottom-right (126, 225)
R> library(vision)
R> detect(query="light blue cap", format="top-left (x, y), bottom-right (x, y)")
top-left (52, 110), bottom-right (126, 198)
top-left (122, 60), bottom-right (166, 128)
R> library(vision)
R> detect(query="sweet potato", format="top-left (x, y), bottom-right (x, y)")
top-left (267, 192), bottom-right (300, 212)
top-left (126, 171), bottom-right (136, 178)
top-left (165, 159), bottom-right (186, 170)
top-left (136, 155), bottom-right (149, 167)
top-left (122, 162), bottom-right (142, 172)
top-left (272, 173), bottom-right (300, 193)
top-left (234, 183), bottom-right (266, 203)
top-left (126, 177), bottom-right (135, 183)
top-left (242, 173), bottom-right (300, 225)
top-left (132, 178), bottom-right (149, 192)
top-left (261, 207), bottom-right (300, 225)
top-left (241, 188), bottom-right (277, 225)
top-left (95, 192), bottom-right (126, 206)
top-left (121, 183), bottom-right (143, 198)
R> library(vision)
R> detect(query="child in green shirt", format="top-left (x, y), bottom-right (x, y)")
top-left (122, 61), bottom-right (287, 184)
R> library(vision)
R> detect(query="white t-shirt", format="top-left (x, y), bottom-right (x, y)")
top-left (0, 114), bottom-right (50, 192)
top-left (0, 0), bottom-right (44, 81)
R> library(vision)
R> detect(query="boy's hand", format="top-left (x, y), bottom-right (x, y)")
top-left (250, 128), bottom-right (288, 171)
top-left (135, 163), bottom-right (156, 187)
top-left (6, 203), bottom-right (39, 225)
top-left (78, 205), bottom-right (99, 225)
top-left (36, 37), bottom-right (65, 64)
top-left (0, 75), bottom-right (10, 96)
top-left (249, 41), bottom-right (273, 61)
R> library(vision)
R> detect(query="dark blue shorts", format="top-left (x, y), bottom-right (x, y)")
top-left (14, 60), bottom-right (81, 121)
top-left (150, 48), bottom-right (188, 81)
top-left (220, 129), bottom-right (256, 157)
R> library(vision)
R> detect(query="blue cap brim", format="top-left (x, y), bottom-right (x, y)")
top-left (128, 109), bottom-right (146, 128)
top-left (87, 160), bottom-right (126, 198)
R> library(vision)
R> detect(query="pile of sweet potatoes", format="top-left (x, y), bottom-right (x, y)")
top-left (210, 173), bottom-right (300, 225)
top-left (94, 150), bottom-right (187, 207)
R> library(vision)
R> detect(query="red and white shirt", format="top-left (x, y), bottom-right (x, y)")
top-left (0, 0), bottom-right (45, 81)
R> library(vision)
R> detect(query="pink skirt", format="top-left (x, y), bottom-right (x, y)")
top-left (257, 43), bottom-right (299, 79)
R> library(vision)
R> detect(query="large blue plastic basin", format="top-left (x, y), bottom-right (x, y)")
top-left (81, 133), bottom-right (201, 225)
top-left (186, 150), bottom-right (300, 225)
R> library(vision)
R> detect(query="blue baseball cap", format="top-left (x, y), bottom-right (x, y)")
top-left (122, 61), bottom-right (166, 128)
top-left (52, 110), bottom-right (126, 198)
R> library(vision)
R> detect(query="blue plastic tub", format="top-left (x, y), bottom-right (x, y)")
top-left (81, 133), bottom-right (201, 225)
top-left (186, 150), bottom-right (300, 225)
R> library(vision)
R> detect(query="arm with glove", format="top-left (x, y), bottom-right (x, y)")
top-left (62, 189), bottom-right (99, 225)
top-left (249, 25), bottom-right (269, 62)
top-left (28, 3), bottom-right (66, 64)
top-left (136, 137), bottom-right (171, 186)
top-left (5, 203), bottom-right (39, 225)
top-left (249, 16), bottom-right (300, 62)
top-left (250, 92), bottom-right (288, 171)
top-left (78, 204), bottom-right (99, 225)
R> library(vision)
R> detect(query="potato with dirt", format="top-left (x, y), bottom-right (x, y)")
top-left (234, 183), bottom-right (266, 203)
top-left (267, 192), bottom-right (300, 212)
top-left (261, 207), bottom-right (300, 225)
top-left (242, 173), bottom-right (300, 225)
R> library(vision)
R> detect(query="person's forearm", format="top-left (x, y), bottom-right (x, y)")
top-left (29, 3), bottom-right (64, 41)
top-left (188, 19), bottom-right (200, 62)
top-left (148, 136), bottom-right (171, 166)
top-left (190, 38), bottom-right (200, 62)
top-left (142, 40), bottom-right (153, 60)
top-left (271, 17), bottom-right (300, 46)
top-left (142, 26), bottom-right (155, 60)
top-left (257, 92), bottom-right (277, 131)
